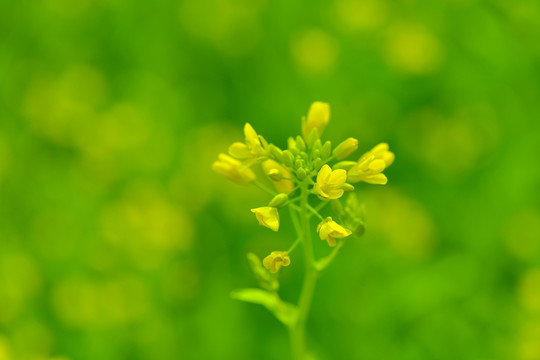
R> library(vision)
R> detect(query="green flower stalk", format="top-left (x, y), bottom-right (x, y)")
top-left (212, 102), bottom-right (395, 360)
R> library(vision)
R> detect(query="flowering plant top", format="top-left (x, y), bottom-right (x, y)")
top-left (212, 102), bottom-right (394, 360)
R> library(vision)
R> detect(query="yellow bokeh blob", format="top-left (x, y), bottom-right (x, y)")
top-left (291, 29), bottom-right (339, 75)
top-left (503, 209), bottom-right (540, 261)
top-left (518, 268), bottom-right (540, 314)
top-left (364, 188), bottom-right (436, 260)
top-left (51, 274), bottom-right (150, 328)
top-left (517, 320), bottom-right (540, 360)
top-left (100, 184), bottom-right (194, 269)
top-left (385, 23), bottom-right (444, 75)
top-left (24, 65), bottom-right (108, 146)
top-left (334, 0), bottom-right (389, 31)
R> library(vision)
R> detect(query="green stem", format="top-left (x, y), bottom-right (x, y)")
top-left (315, 240), bottom-right (344, 272)
top-left (253, 180), bottom-right (277, 196)
top-left (306, 204), bottom-right (323, 220)
top-left (289, 182), bottom-right (318, 360)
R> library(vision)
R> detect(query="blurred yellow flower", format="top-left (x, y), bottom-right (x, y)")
top-left (347, 143), bottom-right (394, 184)
top-left (228, 123), bottom-right (266, 161)
top-left (262, 159), bottom-right (294, 193)
top-left (212, 153), bottom-right (256, 184)
top-left (263, 251), bottom-right (291, 273)
top-left (302, 102), bottom-right (330, 140)
top-left (251, 206), bottom-right (280, 232)
top-left (317, 217), bottom-right (352, 247)
top-left (313, 164), bottom-right (347, 200)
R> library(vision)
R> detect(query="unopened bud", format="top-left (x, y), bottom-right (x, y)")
top-left (282, 150), bottom-right (294, 167)
top-left (296, 168), bottom-right (307, 180)
top-left (295, 136), bottom-right (306, 152)
top-left (333, 161), bottom-right (357, 171)
top-left (333, 137), bottom-right (358, 160)
top-left (287, 137), bottom-right (300, 155)
top-left (341, 183), bottom-right (355, 192)
top-left (312, 139), bottom-right (322, 153)
top-left (307, 128), bottom-right (319, 148)
top-left (321, 141), bottom-right (332, 159)
top-left (268, 193), bottom-right (289, 207)
top-left (267, 169), bottom-right (282, 181)
top-left (269, 145), bottom-right (284, 163)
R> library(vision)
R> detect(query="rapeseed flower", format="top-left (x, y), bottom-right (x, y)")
top-left (347, 143), bottom-right (394, 184)
top-left (317, 217), bottom-right (352, 247)
top-left (212, 153), bottom-right (256, 184)
top-left (251, 206), bottom-right (280, 231)
top-left (228, 123), bottom-right (267, 162)
top-left (313, 164), bottom-right (347, 200)
top-left (263, 251), bottom-right (291, 273)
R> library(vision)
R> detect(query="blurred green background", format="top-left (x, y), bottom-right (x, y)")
top-left (1, 0), bottom-right (540, 359)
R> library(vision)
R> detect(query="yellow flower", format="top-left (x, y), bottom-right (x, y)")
top-left (263, 251), bottom-right (291, 273)
top-left (228, 123), bottom-right (266, 160)
top-left (262, 159), bottom-right (294, 193)
top-left (313, 164), bottom-right (347, 200)
top-left (347, 143), bottom-right (394, 184)
top-left (251, 206), bottom-right (280, 232)
top-left (333, 137), bottom-right (359, 160)
top-left (302, 101), bottom-right (330, 140)
top-left (212, 154), bottom-right (256, 184)
top-left (317, 217), bottom-right (352, 247)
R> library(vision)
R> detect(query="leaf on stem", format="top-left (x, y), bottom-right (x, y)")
top-left (230, 288), bottom-right (298, 326)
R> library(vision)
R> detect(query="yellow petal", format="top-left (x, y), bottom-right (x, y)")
top-left (383, 151), bottom-right (395, 167)
top-left (302, 102), bottom-right (330, 139)
top-left (317, 164), bottom-right (332, 184)
top-left (368, 159), bottom-right (386, 173)
top-left (244, 123), bottom-right (259, 146)
top-left (364, 173), bottom-right (388, 185)
top-left (228, 142), bottom-right (251, 159)
top-left (328, 168), bottom-right (347, 186)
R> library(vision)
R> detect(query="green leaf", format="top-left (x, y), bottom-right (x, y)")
top-left (230, 288), bottom-right (297, 326)
top-left (246, 253), bottom-right (279, 292)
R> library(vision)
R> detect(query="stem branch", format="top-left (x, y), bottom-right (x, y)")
top-left (289, 181), bottom-right (318, 360)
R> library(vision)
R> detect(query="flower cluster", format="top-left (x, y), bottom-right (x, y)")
top-left (212, 102), bottom-right (394, 274)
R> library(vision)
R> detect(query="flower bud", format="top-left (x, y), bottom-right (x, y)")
top-left (302, 102), bottom-right (330, 140)
top-left (333, 161), bottom-right (357, 171)
top-left (321, 141), bottom-right (332, 159)
top-left (296, 168), bottom-right (307, 180)
top-left (267, 168), bottom-right (282, 181)
top-left (282, 150), bottom-right (294, 167)
top-left (312, 139), bottom-right (322, 153)
top-left (341, 183), bottom-right (355, 192)
top-left (262, 159), bottom-right (294, 193)
top-left (269, 145), bottom-right (284, 163)
top-left (306, 128), bottom-right (319, 148)
top-left (333, 137), bottom-right (359, 160)
top-left (268, 193), bottom-right (289, 208)
top-left (295, 136), bottom-right (306, 152)
top-left (287, 137), bottom-right (300, 156)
